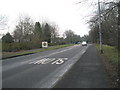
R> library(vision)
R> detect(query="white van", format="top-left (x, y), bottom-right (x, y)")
top-left (82, 41), bottom-right (87, 46)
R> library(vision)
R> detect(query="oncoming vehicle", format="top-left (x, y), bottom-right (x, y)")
top-left (82, 41), bottom-right (87, 46)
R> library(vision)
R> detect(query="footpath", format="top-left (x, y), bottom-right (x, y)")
top-left (53, 45), bottom-right (110, 88)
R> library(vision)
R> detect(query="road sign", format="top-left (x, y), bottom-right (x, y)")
top-left (42, 42), bottom-right (48, 48)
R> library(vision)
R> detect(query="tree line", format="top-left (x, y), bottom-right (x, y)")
top-left (88, 1), bottom-right (119, 51)
top-left (1, 16), bottom-right (81, 52)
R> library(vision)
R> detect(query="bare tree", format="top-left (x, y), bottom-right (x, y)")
top-left (88, 0), bottom-right (118, 48)
top-left (13, 15), bottom-right (34, 42)
top-left (50, 24), bottom-right (59, 44)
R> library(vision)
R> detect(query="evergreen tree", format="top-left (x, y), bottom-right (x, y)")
top-left (2, 33), bottom-right (14, 43)
top-left (43, 23), bottom-right (51, 43)
top-left (34, 22), bottom-right (42, 41)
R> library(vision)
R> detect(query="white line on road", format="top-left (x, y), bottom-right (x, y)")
top-left (22, 46), bottom-right (75, 64)
top-left (29, 58), bottom-right (68, 65)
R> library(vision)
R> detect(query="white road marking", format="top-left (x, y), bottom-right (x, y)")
top-left (29, 58), bottom-right (68, 65)
top-left (51, 58), bottom-right (68, 64)
top-left (21, 46), bottom-right (75, 64)
top-left (51, 58), bottom-right (64, 64)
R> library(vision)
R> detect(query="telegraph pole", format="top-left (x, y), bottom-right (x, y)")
top-left (98, 0), bottom-right (103, 54)
top-left (117, 1), bottom-right (120, 87)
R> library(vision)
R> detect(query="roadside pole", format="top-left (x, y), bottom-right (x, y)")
top-left (98, 0), bottom-right (103, 54)
top-left (117, 1), bottom-right (120, 88)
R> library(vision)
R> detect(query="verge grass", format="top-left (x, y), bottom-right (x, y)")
top-left (2, 44), bottom-right (74, 59)
top-left (96, 44), bottom-right (119, 88)
top-left (96, 44), bottom-right (119, 68)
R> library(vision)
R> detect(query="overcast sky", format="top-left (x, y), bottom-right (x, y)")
top-left (0, 0), bottom-right (98, 37)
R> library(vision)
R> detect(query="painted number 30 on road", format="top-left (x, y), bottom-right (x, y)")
top-left (29, 58), bottom-right (68, 65)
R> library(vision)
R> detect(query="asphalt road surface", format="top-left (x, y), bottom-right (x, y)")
top-left (2, 44), bottom-right (110, 88)
top-left (53, 45), bottom-right (110, 88)
top-left (2, 44), bottom-right (89, 88)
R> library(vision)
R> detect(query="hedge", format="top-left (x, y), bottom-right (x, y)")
top-left (2, 42), bottom-right (42, 52)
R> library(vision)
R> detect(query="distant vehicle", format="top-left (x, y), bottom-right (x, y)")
top-left (82, 41), bottom-right (87, 46)
top-left (78, 42), bottom-right (81, 44)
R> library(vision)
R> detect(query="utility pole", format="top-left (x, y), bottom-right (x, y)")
top-left (98, 0), bottom-right (103, 54)
top-left (117, 1), bottom-right (120, 87)
top-left (118, 1), bottom-right (120, 25)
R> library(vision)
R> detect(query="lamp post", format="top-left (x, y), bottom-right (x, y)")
top-left (98, 0), bottom-right (103, 53)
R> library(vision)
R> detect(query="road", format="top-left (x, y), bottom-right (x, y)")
top-left (53, 45), bottom-right (110, 88)
top-left (2, 44), bottom-right (89, 88)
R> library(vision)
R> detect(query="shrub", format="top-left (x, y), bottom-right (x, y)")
top-left (2, 42), bottom-right (42, 52)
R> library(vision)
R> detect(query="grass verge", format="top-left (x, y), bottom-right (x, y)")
top-left (2, 44), bottom-right (74, 60)
top-left (96, 44), bottom-right (119, 88)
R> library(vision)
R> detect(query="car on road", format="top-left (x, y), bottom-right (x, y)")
top-left (82, 41), bottom-right (87, 46)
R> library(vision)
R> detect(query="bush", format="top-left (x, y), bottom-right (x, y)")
top-left (2, 42), bottom-right (42, 52)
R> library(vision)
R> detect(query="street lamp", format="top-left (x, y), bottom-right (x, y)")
top-left (98, 0), bottom-right (103, 54)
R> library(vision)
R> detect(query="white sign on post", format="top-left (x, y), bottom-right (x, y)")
top-left (42, 42), bottom-right (48, 48)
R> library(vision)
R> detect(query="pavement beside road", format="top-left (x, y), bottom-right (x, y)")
top-left (53, 45), bottom-right (111, 88)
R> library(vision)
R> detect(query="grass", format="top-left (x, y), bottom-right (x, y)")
top-left (2, 44), bottom-right (74, 59)
top-left (96, 44), bottom-right (119, 88)
top-left (96, 44), bottom-right (119, 68)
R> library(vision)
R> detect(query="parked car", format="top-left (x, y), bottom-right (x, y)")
top-left (82, 41), bottom-right (87, 46)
